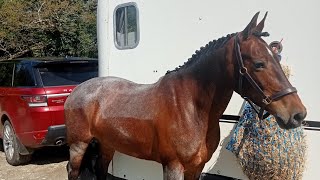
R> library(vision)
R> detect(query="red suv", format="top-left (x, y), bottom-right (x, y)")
top-left (0, 57), bottom-right (98, 165)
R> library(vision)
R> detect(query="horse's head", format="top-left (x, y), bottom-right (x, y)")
top-left (233, 12), bottom-right (307, 129)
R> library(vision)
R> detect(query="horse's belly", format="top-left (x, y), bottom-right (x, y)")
top-left (95, 117), bottom-right (157, 160)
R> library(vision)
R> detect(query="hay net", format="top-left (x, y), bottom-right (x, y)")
top-left (226, 102), bottom-right (306, 180)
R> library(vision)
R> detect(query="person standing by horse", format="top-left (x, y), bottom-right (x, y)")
top-left (269, 40), bottom-right (283, 61)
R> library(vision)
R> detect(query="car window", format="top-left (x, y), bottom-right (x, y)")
top-left (14, 63), bottom-right (36, 87)
top-left (0, 63), bottom-right (14, 87)
top-left (38, 62), bottom-right (98, 86)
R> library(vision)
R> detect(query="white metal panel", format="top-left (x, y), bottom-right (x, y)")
top-left (303, 130), bottom-right (320, 180)
top-left (97, 0), bottom-right (110, 76)
top-left (100, 0), bottom-right (320, 119)
top-left (203, 123), bottom-right (248, 179)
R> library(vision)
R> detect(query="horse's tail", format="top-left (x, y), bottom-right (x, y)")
top-left (77, 138), bottom-right (110, 180)
top-left (78, 138), bottom-right (100, 179)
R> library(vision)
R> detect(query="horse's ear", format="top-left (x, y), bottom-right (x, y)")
top-left (242, 12), bottom-right (260, 39)
top-left (255, 12), bottom-right (268, 32)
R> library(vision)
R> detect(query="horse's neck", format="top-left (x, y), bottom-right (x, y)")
top-left (181, 49), bottom-right (234, 118)
top-left (190, 49), bottom-right (233, 91)
top-left (186, 49), bottom-right (234, 148)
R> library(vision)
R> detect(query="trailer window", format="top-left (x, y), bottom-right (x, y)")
top-left (114, 3), bottom-right (139, 49)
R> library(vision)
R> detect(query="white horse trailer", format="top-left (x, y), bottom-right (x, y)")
top-left (97, 0), bottom-right (320, 179)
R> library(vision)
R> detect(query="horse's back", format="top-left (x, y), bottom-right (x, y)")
top-left (64, 75), bottom-right (161, 129)
top-left (65, 76), bottom-right (144, 109)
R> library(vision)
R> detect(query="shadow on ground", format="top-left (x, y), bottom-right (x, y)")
top-left (30, 145), bottom-right (69, 165)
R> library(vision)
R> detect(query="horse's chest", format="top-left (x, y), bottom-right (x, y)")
top-left (175, 136), bottom-right (208, 167)
top-left (169, 127), bottom-right (206, 159)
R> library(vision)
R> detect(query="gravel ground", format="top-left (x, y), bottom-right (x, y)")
top-left (0, 145), bottom-right (69, 180)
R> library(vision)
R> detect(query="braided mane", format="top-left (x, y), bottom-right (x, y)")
top-left (166, 33), bottom-right (237, 74)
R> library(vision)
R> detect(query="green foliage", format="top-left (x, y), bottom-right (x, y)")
top-left (0, 0), bottom-right (97, 60)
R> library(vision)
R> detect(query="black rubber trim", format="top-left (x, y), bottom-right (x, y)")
top-left (200, 173), bottom-right (240, 180)
top-left (106, 173), bottom-right (125, 180)
top-left (220, 114), bottom-right (320, 131)
top-left (105, 173), bottom-right (237, 180)
top-left (303, 121), bottom-right (320, 131)
top-left (221, 115), bottom-right (240, 121)
top-left (41, 124), bottom-right (66, 146)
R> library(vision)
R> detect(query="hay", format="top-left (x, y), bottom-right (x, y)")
top-left (281, 64), bottom-right (291, 78)
top-left (227, 104), bottom-right (307, 180)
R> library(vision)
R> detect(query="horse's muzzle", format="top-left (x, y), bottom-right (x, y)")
top-left (275, 110), bottom-right (306, 130)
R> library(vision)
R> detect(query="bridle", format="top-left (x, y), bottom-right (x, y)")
top-left (233, 34), bottom-right (297, 119)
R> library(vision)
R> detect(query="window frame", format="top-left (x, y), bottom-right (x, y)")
top-left (113, 2), bottom-right (140, 50)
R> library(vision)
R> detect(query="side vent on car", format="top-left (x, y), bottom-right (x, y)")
top-left (21, 95), bottom-right (48, 107)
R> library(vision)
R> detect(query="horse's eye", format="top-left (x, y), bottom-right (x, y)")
top-left (254, 61), bottom-right (265, 70)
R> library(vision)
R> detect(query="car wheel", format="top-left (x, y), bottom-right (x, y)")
top-left (2, 121), bottom-right (32, 165)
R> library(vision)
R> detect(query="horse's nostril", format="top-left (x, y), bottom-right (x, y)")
top-left (293, 112), bottom-right (306, 122)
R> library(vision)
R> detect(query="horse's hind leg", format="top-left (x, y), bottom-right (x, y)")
top-left (67, 141), bottom-right (89, 180)
top-left (162, 161), bottom-right (184, 180)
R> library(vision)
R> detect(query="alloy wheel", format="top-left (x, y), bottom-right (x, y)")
top-left (3, 123), bottom-right (14, 160)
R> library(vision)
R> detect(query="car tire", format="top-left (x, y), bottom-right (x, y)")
top-left (0, 138), bottom-right (3, 152)
top-left (2, 121), bottom-right (32, 165)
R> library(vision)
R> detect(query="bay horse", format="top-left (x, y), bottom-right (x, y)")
top-left (65, 12), bottom-right (306, 180)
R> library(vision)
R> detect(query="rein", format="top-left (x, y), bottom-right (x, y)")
top-left (233, 34), bottom-right (297, 119)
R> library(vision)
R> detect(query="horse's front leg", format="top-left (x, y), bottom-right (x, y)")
top-left (162, 160), bottom-right (184, 180)
top-left (184, 163), bottom-right (205, 180)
